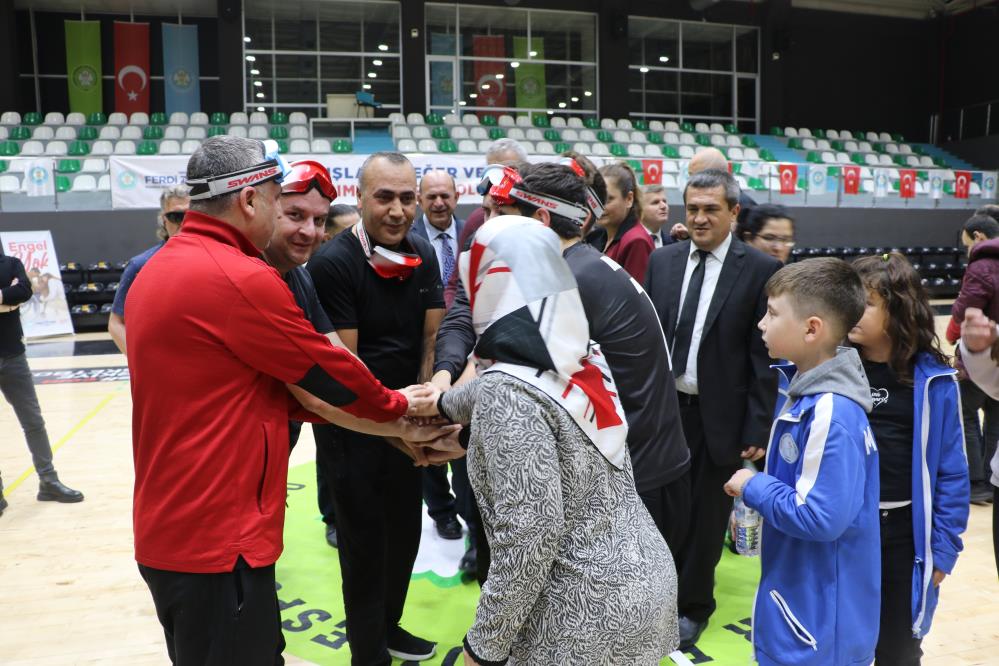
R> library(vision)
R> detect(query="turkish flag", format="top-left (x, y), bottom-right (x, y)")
top-left (473, 36), bottom-right (507, 116)
top-left (899, 169), bottom-right (916, 198)
top-left (778, 164), bottom-right (797, 194)
top-left (114, 22), bottom-right (150, 114)
top-left (955, 170), bottom-right (971, 199)
top-left (843, 165), bottom-right (861, 195)
top-left (642, 159), bottom-right (663, 185)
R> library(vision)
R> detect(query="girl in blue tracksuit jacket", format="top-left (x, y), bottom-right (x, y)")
top-left (851, 254), bottom-right (970, 665)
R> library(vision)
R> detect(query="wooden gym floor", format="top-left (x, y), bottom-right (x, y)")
top-left (0, 327), bottom-right (997, 665)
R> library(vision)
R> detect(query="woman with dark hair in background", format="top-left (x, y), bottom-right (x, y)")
top-left (735, 203), bottom-right (796, 265)
top-left (597, 162), bottom-right (654, 281)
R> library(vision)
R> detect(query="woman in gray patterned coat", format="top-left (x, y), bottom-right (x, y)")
top-left (437, 215), bottom-right (678, 665)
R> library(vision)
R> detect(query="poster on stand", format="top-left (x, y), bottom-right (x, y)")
top-left (0, 231), bottom-right (74, 338)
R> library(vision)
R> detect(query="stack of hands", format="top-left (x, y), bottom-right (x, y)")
top-left (395, 382), bottom-right (464, 468)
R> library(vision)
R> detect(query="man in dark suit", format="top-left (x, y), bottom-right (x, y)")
top-left (411, 170), bottom-right (470, 546)
top-left (645, 169), bottom-right (780, 651)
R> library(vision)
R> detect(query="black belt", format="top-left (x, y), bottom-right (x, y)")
top-left (676, 391), bottom-right (699, 406)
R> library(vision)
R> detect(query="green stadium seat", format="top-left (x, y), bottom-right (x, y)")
top-left (23, 112), bottom-right (43, 126)
top-left (543, 129), bottom-right (561, 141)
top-left (934, 157), bottom-right (949, 168)
top-left (150, 112), bottom-right (167, 125)
top-left (695, 134), bottom-right (710, 147)
top-left (806, 151), bottom-right (821, 163)
top-left (78, 126), bottom-right (98, 140)
top-left (610, 144), bottom-right (627, 157)
top-left (10, 126), bottom-right (31, 140)
top-left (661, 145), bottom-right (679, 158)
top-left (741, 136), bottom-right (758, 148)
top-left (647, 132), bottom-right (663, 144)
top-left (68, 141), bottom-right (90, 156)
top-left (0, 142), bottom-right (19, 157)
top-left (597, 130), bottom-right (613, 143)
top-left (480, 115), bottom-right (498, 126)
top-left (143, 126), bottom-right (164, 140)
top-left (912, 145), bottom-right (926, 156)
top-left (277, 140), bottom-right (289, 153)
top-left (916, 171), bottom-right (928, 180)
top-left (86, 112), bottom-right (107, 126)
top-left (532, 115), bottom-right (550, 128)
top-left (892, 155), bottom-right (907, 166)
top-left (787, 138), bottom-right (803, 150)
top-left (137, 141), bottom-right (158, 155)
top-left (57, 159), bottom-right (81, 173)
top-left (270, 112), bottom-right (288, 125)
top-left (725, 123), bottom-right (738, 134)
top-left (731, 162), bottom-right (742, 174)
top-left (333, 139), bottom-right (352, 153)
top-left (633, 120), bottom-right (648, 131)
top-left (269, 126), bottom-right (289, 140)
top-left (830, 140), bottom-right (844, 151)
top-left (208, 126), bottom-right (227, 137)
top-left (812, 129), bottom-right (826, 139)
top-left (431, 126), bottom-right (450, 139)
top-left (944, 181), bottom-right (955, 195)
top-left (748, 177), bottom-right (767, 191)
top-left (680, 122), bottom-right (694, 133)
top-left (210, 112), bottom-right (229, 125)
top-left (851, 153), bottom-right (865, 165)
top-left (0, 160), bottom-right (6, 173)
top-left (439, 139), bottom-right (458, 153)
top-left (583, 117), bottom-right (600, 129)
top-left (488, 128), bottom-right (506, 140)
top-left (759, 149), bottom-right (776, 162)
top-left (425, 113), bottom-right (444, 125)
top-left (770, 126), bottom-right (784, 136)
top-left (56, 176), bottom-right (71, 193)
top-left (716, 147), bottom-right (727, 158)
top-left (798, 176), bottom-right (808, 189)
top-left (873, 143), bottom-right (887, 154)
top-left (553, 142), bottom-right (570, 153)
top-left (892, 134), bottom-right (904, 142)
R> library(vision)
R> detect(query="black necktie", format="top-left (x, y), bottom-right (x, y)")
top-left (672, 249), bottom-right (710, 378)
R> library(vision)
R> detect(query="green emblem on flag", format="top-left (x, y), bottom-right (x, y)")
top-left (513, 37), bottom-right (546, 116)
top-left (64, 20), bottom-right (103, 115)
top-left (72, 65), bottom-right (98, 91)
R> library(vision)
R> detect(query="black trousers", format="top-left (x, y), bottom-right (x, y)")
top-left (422, 464), bottom-right (457, 522)
top-left (875, 505), bottom-right (923, 665)
top-left (311, 423), bottom-right (337, 525)
top-left (639, 470), bottom-right (692, 561)
top-left (315, 424), bottom-right (423, 666)
top-left (676, 401), bottom-right (740, 623)
top-left (138, 558), bottom-right (284, 666)
top-left (960, 378), bottom-right (999, 485)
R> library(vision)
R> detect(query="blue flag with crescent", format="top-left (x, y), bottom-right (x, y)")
top-left (162, 23), bottom-right (201, 116)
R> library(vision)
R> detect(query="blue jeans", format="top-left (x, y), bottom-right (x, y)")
top-left (0, 352), bottom-right (56, 480)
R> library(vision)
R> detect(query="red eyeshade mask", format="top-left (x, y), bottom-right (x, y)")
top-left (352, 223), bottom-right (422, 280)
top-left (281, 160), bottom-right (338, 201)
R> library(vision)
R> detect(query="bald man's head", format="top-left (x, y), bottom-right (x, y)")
top-left (688, 147), bottom-right (729, 176)
top-left (419, 169), bottom-right (459, 231)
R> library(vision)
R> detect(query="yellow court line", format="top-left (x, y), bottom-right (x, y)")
top-left (5, 392), bottom-right (118, 495)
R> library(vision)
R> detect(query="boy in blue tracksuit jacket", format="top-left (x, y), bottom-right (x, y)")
top-left (726, 259), bottom-right (880, 666)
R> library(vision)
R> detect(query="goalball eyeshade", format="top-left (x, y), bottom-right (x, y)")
top-left (65, 21), bottom-right (103, 116)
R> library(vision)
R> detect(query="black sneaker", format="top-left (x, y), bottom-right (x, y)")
top-left (435, 516), bottom-right (463, 540)
top-left (387, 627), bottom-right (436, 662)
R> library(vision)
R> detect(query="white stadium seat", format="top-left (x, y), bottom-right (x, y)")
top-left (865, 154), bottom-right (879, 166)
top-left (289, 125), bottom-right (309, 139)
top-left (164, 126), bottom-right (185, 140)
top-left (392, 126), bottom-right (411, 140)
top-left (695, 122), bottom-right (710, 133)
top-left (844, 140), bottom-right (858, 152)
top-left (248, 126), bottom-right (268, 140)
top-left (181, 140), bottom-right (202, 154)
top-left (108, 112), bottom-right (128, 126)
top-left (443, 114), bottom-right (460, 126)
top-left (311, 139), bottom-right (331, 153)
top-left (519, 141), bottom-right (535, 153)
top-left (679, 133), bottom-right (696, 145)
top-left (469, 127), bottom-right (488, 140)
top-left (159, 140), bottom-right (181, 155)
top-left (906, 156), bottom-right (920, 167)
top-left (644, 144), bottom-right (660, 157)
top-left (798, 128), bottom-right (812, 138)
top-left (20, 140), bottom-right (44, 155)
top-left (55, 127), bottom-right (77, 140)
top-left (129, 112), bottom-right (149, 125)
top-left (627, 144), bottom-right (644, 157)
top-left (664, 121), bottom-right (681, 132)
top-left (289, 112), bottom-right (308, 125)
top-left (827, 129), bottom-right (840, 140)
top-left (572, 142), bottom-right (590, 154)
top-left (91, 140), bottom-right (114, 156)
top-left (66, 112), bottom-right (86, 126)
top-left (865, 131), bottom-right (879, 142)
top-left (631, 131), bottom-right (648, 143)
top-left (710, 122), bottom-right (725, 133)
top-left (97, 174), bottom-right (110, 191)
top-left (186, 127), bottom-right (207, 140)
top-left (451, 126), bottom-right (470, 139)
top-left (45, 141), bottom-right (68, 156)
top-left (0, 127), bottom-right (6, 140)
top-left (879, 132), bottom-right (892, 142)
top-left (618, 119), bottom-right (633, 130)
top-left (784, 127), bottom-right (798, 138)
top-left (858, 141), bottom-right (873, 152)
top-left (726, 135), bottom-right (741, 147)
top-left (526, 128), bottom-right (544, 141)
top-left (663, 132), bottom-right (679, 144)
top-left (0, 175), bottom-right (20, 192)
top-left (116, 125), bottom-right (138, 140)
top-left (289, 139), bottom-right (310, 153)
top-left (169, 112), bottom-right (190, 126)
top-left (591, 143), bottom-right (611, 156)
top-left (33, 127), bottom-right (54, 140)
top-left (507, 128), bottom-right (526, 141)
top-left (189, 112), bottom-right (209, 126)
top-left (885, 143), bottom-right (899, 154)
top-left (919, 156), bottom-right (934, 167)
top-left (600, 118), bottom-right (616, 130)
top-left (613, 130), bottom-right (630, 143)
top-left (388, 112), bottom-right (405, 125)
top-left (406, 113), bottom-right (425, 125)
top-left (70, 174), bottom-right (97, 192)
top-left (411, 126), bottom-right (431, 139)
top-left (820, 151), bottom-right (836, 164)
top-left (228, 126), bottom-right (248, 138)
top-left (1, 111), bottom-right (21, 125)
top-left (836, 152), bottom-right (851, 164)
top-left (663, 160), bottom-right (679, 173)
top-left (516, 116), bottom-right (532, 128)
top-left (417, 139), bottom-right (439, 153)
top-left (663, 174), bottom-right (677, 188)
top-left (535, 141), bottom-right (555, 155)
top-left (550, 117), bottom-right (566, 128)
top-left (743, 148), bottom-right (760, 160)
top-left (728, 147), bottom-right (743, 160)
top-left (648, 120), bottom-right (664, 132)
top-left (44, 112), bottom-right (65, 125)
top-left (816, 139), bottom-right (831, 150)
top-left (477, 140), bottom-right (493, 153)
top-left (397, 139), bottom-right (417, 152)
top-left (710, 135), bottom-right (726, 147)
top-left (81, 158), bottom-right (106, 173)
top-left (458, 140), bottom-right (478, 153)
top-left (878, 154), bottom-right (893, 166)
top-left (230, 112), bottom-right (249, 125)
top-left (840, 130), bottom-right (853, 140)
top-left (899, 144), bottom-right (912, 155)
top-left (112, 140), bottom-right (135, 155)
top-left (567, 117), bottom-right (584, 129)
top-left (802, 138), bottom-right (816, 150)
top-left (249, 112), bottom-right (268, 125)
top-left (462, 114), bottom-right (480, 126)
top-left (579, 129), bottom-right (597, 142)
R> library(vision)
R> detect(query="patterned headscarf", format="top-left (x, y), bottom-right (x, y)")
top-left (459, 215), bottom-right (629, 469)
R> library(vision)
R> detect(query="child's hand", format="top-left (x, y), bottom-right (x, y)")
top-left (724, 469), bottom-right (756, 497)
top-left (932, 569), bottom-right (947, 588)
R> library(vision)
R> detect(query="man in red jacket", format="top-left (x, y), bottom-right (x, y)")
top-left (126, 136), bottom-right (449, 666)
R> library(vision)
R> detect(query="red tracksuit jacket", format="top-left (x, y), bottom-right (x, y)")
top-left (126, 211), bottom-right (407, 573)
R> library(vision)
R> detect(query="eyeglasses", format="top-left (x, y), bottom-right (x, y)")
top-left (162, 211), bottom-right (185, 224)
top-left (757, 233), bottom-right (795, 248)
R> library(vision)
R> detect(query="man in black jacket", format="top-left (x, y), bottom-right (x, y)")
top-left (433, 162), bottom-right (692, 576)
top-left (0, 251), bottom-right (83, 515)
top-left (644, 168), bottom-right (779, 650)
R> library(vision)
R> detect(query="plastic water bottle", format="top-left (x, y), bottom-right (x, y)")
top-left (734, 496), bottom-right (761, 557)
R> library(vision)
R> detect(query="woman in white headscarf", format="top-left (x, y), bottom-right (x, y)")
top-left (437, 215), bottom-right (678, 665)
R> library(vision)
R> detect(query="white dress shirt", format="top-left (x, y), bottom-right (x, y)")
top-left (674, 233), bottom-right (732, 395)
top-left (421, 215), bottom-right (458, 282)
top-left (642, 223), bottom-right (662, 248)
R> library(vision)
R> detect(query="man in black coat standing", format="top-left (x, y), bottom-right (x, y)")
top-left (645, 169), bottom-right (779, 650)
top-left (0, 250), bottom-right (83, 515)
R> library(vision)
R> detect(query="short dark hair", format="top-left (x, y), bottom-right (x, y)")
top-left (737, 203), bottom-right (795, 242)
top-left (328, 203), bottom-right (358, 229)
top-left (509, 162), bottom-right (589, 240)
top-left (963, 213), bottom-right (999, 240)
top-left (766, 258), bottom-right (866, 341)
top-left (357, 151), bottom-right (412, 194)
top-left (561, 150), bottom-right (607, 208)
top-left (683, 168), bottom-right (740, 209)
top-left (975, 204), bottom-right (999, 225)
